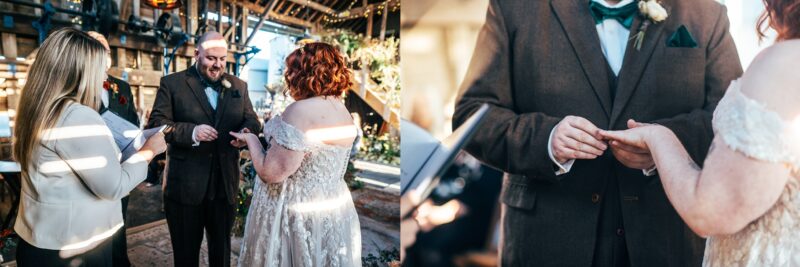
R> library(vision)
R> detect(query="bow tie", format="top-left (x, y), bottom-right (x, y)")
top-left (204, 80), bottom-right (222, 92)
top-left (589, 1), bottom-right (638, 29)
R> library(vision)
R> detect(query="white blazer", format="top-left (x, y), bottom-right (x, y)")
top-left (15, 103), bottom-right (148, 250)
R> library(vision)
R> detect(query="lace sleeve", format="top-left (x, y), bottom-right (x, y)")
top-left (712, 82), bottom-right (800, 167)
top-left (265, 116), bottom-right (309, 152)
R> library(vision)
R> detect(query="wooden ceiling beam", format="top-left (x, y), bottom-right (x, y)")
top-left (225, 0), bottom-right (314, 29)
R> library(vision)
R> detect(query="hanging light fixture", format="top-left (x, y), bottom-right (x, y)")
top-left (144, 0), bottom-right (182, 10)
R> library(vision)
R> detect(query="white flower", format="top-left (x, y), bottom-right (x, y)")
top-left (246, 188), bottom-right (253, 195)
top-left (639, 0), bottom-right (668, 23)
top-left (221, 78), bottom-right (232, 89)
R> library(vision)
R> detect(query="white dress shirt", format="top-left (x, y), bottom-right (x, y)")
top-left (548, 0), bottom-right (656, 176)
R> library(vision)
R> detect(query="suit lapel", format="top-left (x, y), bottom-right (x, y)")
top-left (186, 66), bottom-right (216, 122)
top-left (551, 0), bottom-right (612, 118)
top-left (610, 11), bottom-right (668, 126)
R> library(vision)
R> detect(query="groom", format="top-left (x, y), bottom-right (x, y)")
top-left (148, 31), bottom-right (261, 266)
top-left (454, 0), bottom-right (741, 265)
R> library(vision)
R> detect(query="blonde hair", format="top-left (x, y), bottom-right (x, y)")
top-left (13, 28), bottom-right (107, 178)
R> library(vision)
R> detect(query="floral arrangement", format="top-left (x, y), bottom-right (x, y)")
top-left (361, 248), bottom-right (400, 267)
top-left (321, 30), bottom-right (365, 64)
top-left (357, 124), bottom-right (400, 166)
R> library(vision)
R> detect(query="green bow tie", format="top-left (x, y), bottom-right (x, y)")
top-left (589, 1), bottom-right (638, 29)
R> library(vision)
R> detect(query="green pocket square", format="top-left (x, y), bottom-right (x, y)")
top-left (667, 25), bottom-right (698, 48)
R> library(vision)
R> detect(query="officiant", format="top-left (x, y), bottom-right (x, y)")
top-left (87, 31), bottom-right (141, 267)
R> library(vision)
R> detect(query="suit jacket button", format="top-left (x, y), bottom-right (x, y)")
top-left (591, 193), bottom-right (601, 203)
top-left (616, 228), bottom-right (625, 236)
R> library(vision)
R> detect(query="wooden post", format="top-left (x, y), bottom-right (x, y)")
top-left (216, 0), bottom-right (222, 31)
top-left (117, 47), bottom-right (127, 69)
top-left (133, 0), bottom-right (140, 18)
top-left (187, 0), bottom-right (198, 44)
top-left (379, 2), bottom-right (388, 41)
top-left (229, 4), bottom-right (237, 44)
top-left (364, 0), bottom-right (372, 39)
top-left (1, 34), bottom-right (17, 59)
top-left (239, 6), bottom-right (248, 47)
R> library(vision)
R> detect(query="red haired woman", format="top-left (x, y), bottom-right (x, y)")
top-left (601, 1), bottom-right (800, 265)
top-left (231, 42), bottom-right (363, 266)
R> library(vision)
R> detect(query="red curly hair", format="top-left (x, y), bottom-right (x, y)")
top-left (284, 42), bottom-right (353, 101)
top-left (758, 0), bottom-right (800, 41)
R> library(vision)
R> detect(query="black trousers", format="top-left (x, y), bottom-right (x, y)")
top-left (111, 196), bottom-right (131, 267)
top-left (17, 236), bottom-right (112, 267)
top-left (164, 196), bottom-right (234, 267)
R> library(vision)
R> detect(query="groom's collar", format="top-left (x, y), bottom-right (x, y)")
top-left (591, 0), bottom-right (635, 9)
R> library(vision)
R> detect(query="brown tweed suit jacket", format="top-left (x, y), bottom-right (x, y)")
top-left (453, 0), bottom-right (742, 265)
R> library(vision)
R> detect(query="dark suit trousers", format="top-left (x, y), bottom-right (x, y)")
top-left (111, 196), bottom-right (131, 267)
top-left (164, 167), bottom-right (234, 267)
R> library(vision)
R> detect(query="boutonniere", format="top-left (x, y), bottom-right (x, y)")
top-left (633, 0), bottom-right (668, 50)
top-left (220, 78), bottom-right (231, 98)
top-left (119, 95), bottom-right (128, 105)
top-left (103, 80), bottom-right (119, 96)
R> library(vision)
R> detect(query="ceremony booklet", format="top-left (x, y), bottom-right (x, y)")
top-left (400, 104), bottom-right (489, 219)
top-left (101, 111), bottom-right (166, 162)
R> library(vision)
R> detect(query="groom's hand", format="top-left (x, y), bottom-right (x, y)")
top-left (609, 140), bottom-right (655, 169)
top-left (551, 116), bottom-right (608, 163)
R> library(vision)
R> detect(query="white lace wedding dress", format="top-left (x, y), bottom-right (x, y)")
top-left (703, 81), bottom-right (800, 266)
top-left (238, 116), bottom-right (362, 267)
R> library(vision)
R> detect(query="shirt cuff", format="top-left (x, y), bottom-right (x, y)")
top-left (191, 126), bottom-right (200, 147)
top-left (642, 165), bottom-right (657, 176)
top-left (548, 126), bottom-right (575, 176)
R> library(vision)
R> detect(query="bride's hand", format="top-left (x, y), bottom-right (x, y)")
top-left (599, 120), bottom-right (658, 150)
top-left (230, 128), bottom-right (255, 148)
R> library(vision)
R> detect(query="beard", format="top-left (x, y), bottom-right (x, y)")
top-left (197, 59), bottom-right (224, 82)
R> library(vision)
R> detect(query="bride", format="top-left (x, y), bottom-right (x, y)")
top-left (600, 2), bottom-right (800, 266)
top-left (231, 42), bottom-right (362, 266)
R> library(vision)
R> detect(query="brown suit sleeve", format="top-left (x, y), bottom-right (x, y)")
top-left (238, 81), bottom-right (262, 134)
top-left (453, 0), bottom-right (562, 182)
top-left (652, 5), bottom-right (742, 165)
top-left (147, 77), bottom-right (197, 147)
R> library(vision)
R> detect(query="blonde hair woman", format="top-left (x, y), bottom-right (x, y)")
top-left (12, 28), bottom-right (166, 266)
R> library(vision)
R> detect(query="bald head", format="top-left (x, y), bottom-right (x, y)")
top-left (195, 31), bottom-right (228, 82)
top-left (86, 31), bottom-right (111, 52)
top-left (86, 31), bottom-right (112, 71)
top-left (197, 31), bottom-right (227, 51)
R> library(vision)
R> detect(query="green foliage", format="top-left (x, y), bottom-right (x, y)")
top-left (357, 124), bottom-right (400, 166)
top-left (361, 248), bottom-right (400, 267)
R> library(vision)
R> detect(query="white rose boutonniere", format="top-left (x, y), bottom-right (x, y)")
top-left (221, 78), bottom-right (232, 89)
top-left (220, 77), bottom-right (232, 98)
top-left (633, 0), bottom-right (668, 50)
